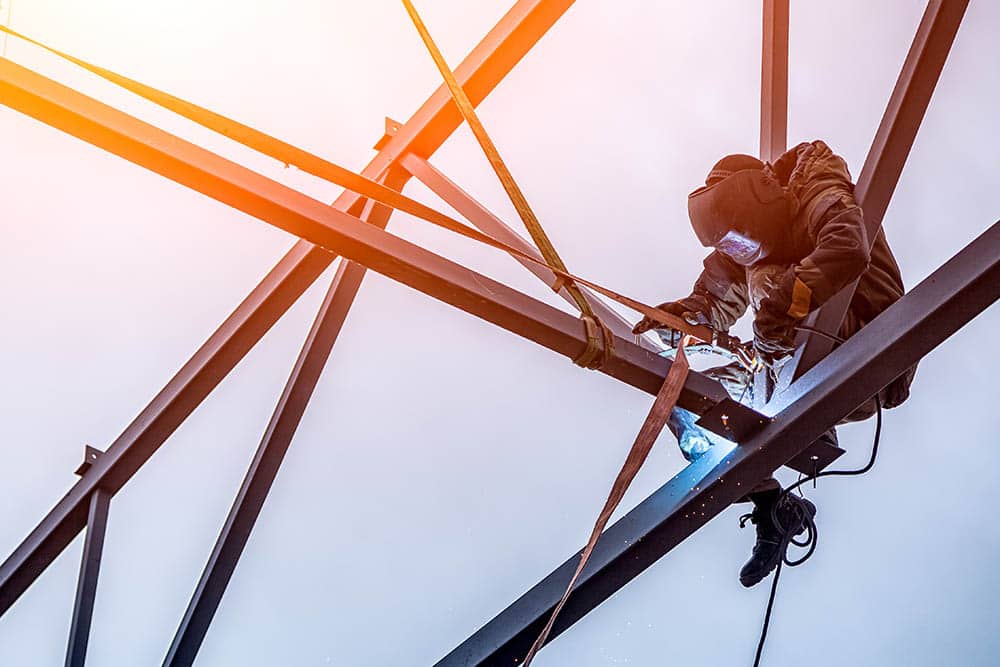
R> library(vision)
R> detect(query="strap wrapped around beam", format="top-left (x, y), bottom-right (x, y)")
top-left (573, 315), bottom-right (616, 370)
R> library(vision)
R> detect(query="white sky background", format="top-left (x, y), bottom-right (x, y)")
top-left (0, 0), bottom-right (997, 665)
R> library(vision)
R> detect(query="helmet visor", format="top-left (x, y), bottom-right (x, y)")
top-left (714, 229), bottom-right (765, 266)
top-left (687, 168), bottom-right (788, 263)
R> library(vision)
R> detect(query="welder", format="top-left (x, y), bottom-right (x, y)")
top-left (633, 141), bottom-right (916, 587)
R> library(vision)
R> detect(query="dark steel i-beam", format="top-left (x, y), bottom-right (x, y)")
top-left (0, 0), bottom-right (577, 614)
top-left (789, 0), bottom-right (968, 380)
top-left (163, 193), bottom-right (400, 667)
top-left (437, 220), bottom-right (999, 665)
top-left (65, 489), bottom-right (111, 667)
top-left (760, 0), bottom-right (789, 161)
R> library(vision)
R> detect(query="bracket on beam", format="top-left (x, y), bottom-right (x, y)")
top-left (696, 398), bottom-right (769, 443)
top-left (785, 438), bottom-right (846, 475)
top-left (373, 116), bottom-right (404, 151)
top-left (695, 394), bottom-right (844, 475)
top-left (73, 446), bottom-right (104, 477)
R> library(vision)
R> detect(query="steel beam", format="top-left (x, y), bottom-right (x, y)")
top-left (0, 0), bottom-right (576, 614)
top-left (753, 0), bottom-right (789, 411)
top-left (754, 0), bottom-right (789, 414)
top-left (437, 220), bottom-right (999, 665)
top-left (760, 0), bottom-right (789, 162)
top-left (163, 197), bottom-right (396, 666)
top-left (0, 58), bottom-right (732, 408)
top-left (64, 489), bottom-right (111, 667)
top-left (789, 0), bottom-right (968, 379)
top-left (400, 153), bottom-right (644, 345)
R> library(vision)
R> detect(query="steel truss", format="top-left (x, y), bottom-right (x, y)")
top-left (0, 1), bottom-right (991, 665)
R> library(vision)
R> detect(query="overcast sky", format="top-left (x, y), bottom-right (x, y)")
top-left (0, 1), bottom-right (997, 665)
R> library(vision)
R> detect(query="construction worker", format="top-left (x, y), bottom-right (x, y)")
top-left (633, 141), bottom-right (916, 587)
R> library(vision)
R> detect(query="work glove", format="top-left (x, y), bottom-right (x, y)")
top-left (880, 365), bottom-right (916, 409)
top-left (753, 267), bottom-right (803, 367)
top-left (753, 337), bottom-right (794, 370)
top-left (631, 300), bottom-right (710, 338)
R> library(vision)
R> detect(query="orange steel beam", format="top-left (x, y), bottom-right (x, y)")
top-left (0, 0), bottom-right (581, 614)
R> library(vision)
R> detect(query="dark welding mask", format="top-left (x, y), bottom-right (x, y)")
top-left (687, 168), bottom-right (789, 266)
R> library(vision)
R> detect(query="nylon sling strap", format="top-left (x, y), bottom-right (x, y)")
top-left (0, 24), bottom-right (716, 349)
top-left (522, 339), bottom-right (692, 666)
top-left (400, 0), bottom-right (590, 313)
top-left (398, 0), bottom-right (622, 368)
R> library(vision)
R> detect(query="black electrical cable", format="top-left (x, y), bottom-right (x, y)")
top-left (753, 560), bottom-right (783, 667)
top-left (751, 326), bottom-right (884, 666)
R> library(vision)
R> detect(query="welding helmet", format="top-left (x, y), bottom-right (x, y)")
top-left (687, 157), bottom-right (790, 266)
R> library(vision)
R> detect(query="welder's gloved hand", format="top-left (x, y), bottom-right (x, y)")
top-left (881, 365), bottom-right (916, 409)
top-left (632, 300), bottom-right (709, 336)
top-left (753, 336), bottom-right (794, 370)
top-left (753, 267), bottom-right (803, 368)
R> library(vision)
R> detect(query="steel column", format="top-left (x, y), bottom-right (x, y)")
top-left (64, 489), bottom-right (111, 667)
top-left (789, 0), bottom-right (968, 379)
top-left (760, 0), bottom-right (789, 162)
top-left (163, 196), bottom-right (397, 666)
top-left (437, 220), bottom-right (999, 666)
top-left (0, 0), bottom-right (577, 614)
top-left (400, 153), bottom-right (644, 345)
top-left (753, 0), bottom-right (789, 416)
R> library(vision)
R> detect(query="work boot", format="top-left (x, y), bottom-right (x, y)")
top-left (738, 492), bottom-right (816, 588)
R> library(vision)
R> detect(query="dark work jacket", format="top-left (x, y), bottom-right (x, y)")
top-left (679, 141), bottom-right (914, 413)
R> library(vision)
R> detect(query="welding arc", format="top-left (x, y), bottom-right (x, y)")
top-left (400, 0), bottom-right (594, 319)
top-left (0, 24), bottom-right (713, 346)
